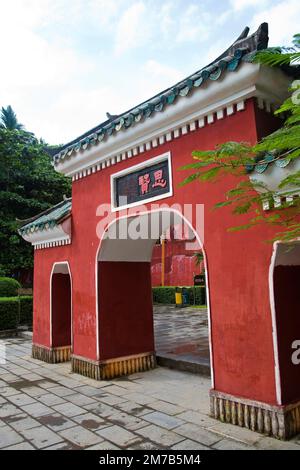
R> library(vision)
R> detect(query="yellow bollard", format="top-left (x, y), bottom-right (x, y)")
top-left (175, 291), bottom-right (183, 308)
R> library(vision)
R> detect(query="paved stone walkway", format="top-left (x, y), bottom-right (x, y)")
top-left (153, 305), bottom-right (210, 371)
top-left (0, 337), bottom-right (300, 450)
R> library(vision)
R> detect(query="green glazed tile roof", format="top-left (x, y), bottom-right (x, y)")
top-left (246, 152), bottom-right (293, 174)
top-left (18, 198), bottom-right (72, 236)
top-left (53, 23), bottom-right (269, 165)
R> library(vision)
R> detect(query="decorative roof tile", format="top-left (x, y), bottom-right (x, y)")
top-left (246, 153), bottom-right (293, 174)
top-left (18, 199), bottom-right (72, 236)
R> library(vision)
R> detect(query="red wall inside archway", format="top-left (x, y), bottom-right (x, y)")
top-left (151, 240), bottom-right (202, 286)
top-left (274, 265), bottom-right (300, 404)
top-left (51, 273), bottom-right (71, 348)
top-left (98, 261), bottom-right (154, 360)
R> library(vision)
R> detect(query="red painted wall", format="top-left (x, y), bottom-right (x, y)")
top-left (151, 240), bottom-right (201, 286)
top-left (274, 266), bottom-right (300, 404)
top-left (254, 104), bottom-right (282, 141)
top-left (33, 243), bottom-right (97, 359)
top-left (98, 261), bottom-right (154, 360)
top-left (33, 97), bottom-right (290, 406)
top-left (51, 273), bottom-right (71, 348)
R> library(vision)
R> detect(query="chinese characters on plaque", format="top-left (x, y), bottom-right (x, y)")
top-left (115, 158), bottom-right (170, 208)
top-left (138, 169), bottom-right (167, 195)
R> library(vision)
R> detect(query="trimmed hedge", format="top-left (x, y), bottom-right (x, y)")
top-left (0, 297), bottom-right (19, 330)
top-left (19, 296), bottom-right (33, 325)
top-left (0, 277), bottom-right (21, 297)
top-left (152, 286), bottom-right (206, 305)
top-left (152, 287), bottom-right (176, 304)
top-left (188, 286), bottom-right (206, 306)
top-left (0, 295), bottom-right (33, 330)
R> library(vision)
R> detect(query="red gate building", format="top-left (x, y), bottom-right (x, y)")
top-left (19, 24), bottom-right (300, 439)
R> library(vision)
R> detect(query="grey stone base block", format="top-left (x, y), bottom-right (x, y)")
top-left (71, 352), bottom-right (156, 380)
top-left (0, 329), bottom-right (18, 338)
top-left (32, 344), bottom-right (71, 363)
top-left (210, 389), bottom-right (300, 440)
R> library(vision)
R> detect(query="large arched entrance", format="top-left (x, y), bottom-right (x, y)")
top-left (96, 208), bottom-right (213, 383)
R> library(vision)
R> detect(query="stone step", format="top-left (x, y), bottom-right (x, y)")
top-left (156, 354), bottom-right (211, 377)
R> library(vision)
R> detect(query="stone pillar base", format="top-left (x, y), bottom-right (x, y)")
top-left (210, 389), bottom-right (300, 440)
top-left (71, 352), bottom-right (156, 380)
top-left (32, 344), bottom-right (71, 363)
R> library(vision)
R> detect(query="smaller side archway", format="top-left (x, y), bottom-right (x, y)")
top-left (270, 242), bottom-right (300, 405)
top-left (50, 261), bottom-right (72, 362)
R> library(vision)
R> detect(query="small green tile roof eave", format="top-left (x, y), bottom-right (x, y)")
top-left (18, 198), bottom-right (72, 236)
top-left (245, 152), bottom-right (294, 174)
top-left (53, 23), bottom-right (270, 165)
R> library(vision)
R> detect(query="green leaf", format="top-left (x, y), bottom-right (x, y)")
top-left (214, 200), bottom-right (233, 208)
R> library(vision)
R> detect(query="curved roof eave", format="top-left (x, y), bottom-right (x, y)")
top-left (53, 23), bottom-right (269, 166)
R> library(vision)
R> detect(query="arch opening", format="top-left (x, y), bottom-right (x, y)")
top-left (50, 262), bottom-right (72, 352)
top-left (96, 209), bottom-right (212, 380)
top-left (271, 242), bottom-right (300, 405)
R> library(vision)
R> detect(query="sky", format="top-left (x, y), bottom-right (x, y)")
top-left (0, 0), bottom-right (299, 145)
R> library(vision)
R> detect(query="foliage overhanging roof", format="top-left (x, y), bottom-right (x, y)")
top-left (52, 23), bottom-right (269, 165)
top-left (246, 153), bottom-right (294, 174)
top-left (18, 198), bottom-right (72, 236)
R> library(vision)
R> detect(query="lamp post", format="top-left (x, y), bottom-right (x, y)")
top-left (161, 234), bottom-right (165, 287)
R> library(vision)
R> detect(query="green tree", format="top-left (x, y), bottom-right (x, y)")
top-left (181, 34), bottom-right (300, 242)
top-left (0, 128), bottom-right (71, 277)
top-left (0, 105), bottom-right (24, 130)
top-left (194, 252), bottom-right (204, 267)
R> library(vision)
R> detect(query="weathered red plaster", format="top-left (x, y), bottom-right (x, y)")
top-left (151, 239), bottom-right (202, 286)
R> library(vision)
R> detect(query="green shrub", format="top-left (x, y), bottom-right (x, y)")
top-left (152, 286), bottom-right (206, 305)
top-left (0, 265), bottom-right (7, 277)
top-left (0, 297), bottom-right (19, 330)
top-left (0, 277), bottom-right (21, 297)
top-left (19, 296), bottom-right (33, 325)
top-left (187, 286), bottom-right (206, 305)
top-left (152, 287), bottom-right (176, 304)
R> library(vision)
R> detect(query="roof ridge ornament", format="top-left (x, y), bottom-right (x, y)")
top-left (208, 23), bottom-right (268, 68)
top-left (106, 112), bottom-right (119, 121)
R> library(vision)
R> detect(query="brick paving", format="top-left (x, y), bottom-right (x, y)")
top-left (154, 305), bottom-right (210, 371)
top-left (0, 337), bottom-right (300, 450)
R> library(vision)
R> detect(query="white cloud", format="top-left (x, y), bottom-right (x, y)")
top-left (175, 4), bottom-right (211, 44)
top-left (143, 59), bottom-right (183, 85)
top-left (0, 1), bottom-right (101, 143)
top-left (230, 0), bottom-right (270, 11)
top-left (159, 2), bottom-right (176, 40)
top-left (1, 0), bottom-right (296, 145)
top-left (89, 0), bottom-right (123, 27)
top-left (216, 10), bottom-right (232, 26)
top-left (42, 86), bottom-right (133, 144)
top-left (0, 0), bottom-right (52, 28)
top-left (114, 2), bottom-right (148, 55)
top-left (114, 1), bottom-right (212, 55)
top-left (251, 0), bottom-right (300, 46)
